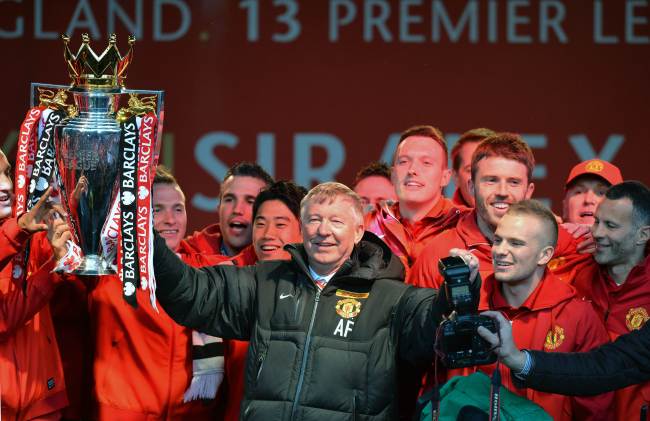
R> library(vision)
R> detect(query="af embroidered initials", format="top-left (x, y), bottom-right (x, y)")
top-left (334, 319), bottom-right (355, 338)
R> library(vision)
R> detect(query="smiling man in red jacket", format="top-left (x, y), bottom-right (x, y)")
top-left (451, 200), bottom-right (613, 420)
top-left (365, 125), bottom-right (465, 270)
top-left (556, 181), bottom-right (650, 420)
top-left (408, 133), bottom-right (591, 290)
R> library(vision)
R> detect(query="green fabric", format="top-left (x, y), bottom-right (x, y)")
top-left (420, 372), bottom-right (552, 421)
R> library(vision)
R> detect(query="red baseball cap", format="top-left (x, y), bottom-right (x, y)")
top-left (565, 159), bottom-right (623, 188)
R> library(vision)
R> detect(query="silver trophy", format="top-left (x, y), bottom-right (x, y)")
top-left (30, 34), bottom-right (164, 275)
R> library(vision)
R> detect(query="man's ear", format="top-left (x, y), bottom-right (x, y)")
top-left (440, 168), bottom-right (452, 188)
top-left (525, 182), bottom-right (535, 200)
top-left (636, 225), bottom-right (650, 246)
top-left (354, 223), bottom-right (364, 244)
top-left (538, 245), bottom-right (555, 266)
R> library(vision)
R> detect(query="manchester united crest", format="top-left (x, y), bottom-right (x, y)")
top-left (626, 307), bottom-right (649, 331)
top-left (585, 160), bottom-right (604, 172)
top-left (335, 298), bottom-right (361, 319)
top-left (544, 325), bottom-right (565, 350)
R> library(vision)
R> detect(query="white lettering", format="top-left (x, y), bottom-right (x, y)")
top-left (364, 0), bottom-right (392, 42)
top-left (108, 0), bottom-right (144, 39)
top-left (35, 0), bottom-right (57, 39)
top-left (507, 0), bottom-right (532, 44)
top-left (539, 0), bottom-right (568, 43)
top-left (293, 133), bottom-right (345, 186)
top-left (66, 0), bottom-right (101, 39)
top-left (432, 0), bottom-right (478, 43)
top-left (626, 0), bottom-right (650, 44)
top-left (568, 134), bottom-right (625, 162)
top-left (400, 0), bottom-right (425, 43)
top-left (329, 0), bottom-right (357, 42)
top-left (191, 131), bottom-right (237, 212)
top-left (594, 0), bottom-right (619, 44)
top-left (153, 0), bottom-right (191, 42)
top-left (333, 319), bottom-right (355, 337)
top-left (0, 0), bottom-right (24, 39)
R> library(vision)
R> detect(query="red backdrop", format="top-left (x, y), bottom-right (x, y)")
top-left (1, 0), bottom-right (648, 231)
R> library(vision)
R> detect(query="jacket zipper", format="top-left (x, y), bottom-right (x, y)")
top-left (256, 349), bottom-right (267, 381)
top-left (290, 289), bottom-right (321, 421)
top-left (352, 390), bottom-right (358, 421)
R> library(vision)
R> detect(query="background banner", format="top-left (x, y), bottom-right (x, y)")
top-left (1, 0), bottom-right (648, 230)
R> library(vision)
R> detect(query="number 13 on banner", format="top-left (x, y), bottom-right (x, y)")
top-left (239, 0), bottom-right (301, 42)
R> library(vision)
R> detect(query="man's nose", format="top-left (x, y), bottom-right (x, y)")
top-left (584, 190), bottom-right (597, 204)
top-left (496, 181), bottom-right (508, 197)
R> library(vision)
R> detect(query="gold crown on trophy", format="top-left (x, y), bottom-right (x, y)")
top-left (62, 33), bottom-right (135, 89)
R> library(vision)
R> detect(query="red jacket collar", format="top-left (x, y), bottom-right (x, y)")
top-left (482, 270), bottom-right (576, 314)
top-left (452, 188), bottom-right (472, 208)
top-left (456, 210), bottom-right (491, 249)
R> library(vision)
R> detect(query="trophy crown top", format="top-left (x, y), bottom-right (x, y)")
top-left (62, 33), bottom-right (135, 89)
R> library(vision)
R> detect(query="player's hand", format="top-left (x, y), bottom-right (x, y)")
top-left (46, 208), bottom-right (72, 261)
top-left (17, 187), bottom-right (53, 233)
top-left (562, 222), bottom-right (596, 254)
top-left (478, 311), bottom-right (527, 372)
top-left (448, 248), bottom-right (479, 282)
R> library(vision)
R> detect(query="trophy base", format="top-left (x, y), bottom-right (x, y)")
top-left (70, 255), bottom-right (116, 276)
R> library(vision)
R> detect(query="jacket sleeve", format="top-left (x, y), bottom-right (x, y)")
top-left (567, 302), bottom-right (615, 419)
top-left (0, 257), bottom-right (60, 342)
top-left (515, 322), bottom-right (650, 395)
top-left (153, 233), bottom-right (257, 340)
top-left (0, 217), bottom-right (30, 269)
top-left (395, 286), bottom-right (440, 366)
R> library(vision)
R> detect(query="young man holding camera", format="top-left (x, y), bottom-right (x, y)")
top-left (452, 200), bottom-right (612, 420)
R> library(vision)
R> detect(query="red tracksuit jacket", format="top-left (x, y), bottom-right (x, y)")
top-left (179, 223), bottom-right (225, 255)
top-left (86, 251), bottom-right (223, 420)
top-left (0, 221), bottom-right (68, 420)
top-left (407, 210), bottom-right (578, 290)
top-left (449, 272), bottom-right (614, 420)
top-left (562, 253), bottom-right (650, 420)
top-left (364, 198), bottom-right (466, 270)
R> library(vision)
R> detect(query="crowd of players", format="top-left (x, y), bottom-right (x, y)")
top-left (0, 125), bottom-right (648, 420)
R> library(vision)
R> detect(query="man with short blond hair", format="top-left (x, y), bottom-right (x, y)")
top-left (448, 200), bottom-right (613, 420)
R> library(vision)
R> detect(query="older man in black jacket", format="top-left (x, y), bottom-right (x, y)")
top-left (479, 310), bottom-right (650, 396)
top-left (151, 182), bottom-right (478, 421)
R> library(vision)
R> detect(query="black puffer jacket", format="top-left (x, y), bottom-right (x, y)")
top-left (153, 232), bottom-right (441, 421)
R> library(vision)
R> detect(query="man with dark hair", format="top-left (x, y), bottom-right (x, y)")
top-left (450, 128), bottom-right (496, 208)
top-left (352, 161), bottom-right (397, 213)
top-left (410, 133), bottom-right (588, 289)
top-left (222, 180), bottom-right (307, 421)
top-left (562, 159), bottom-right (623, 225)
top-left (181, 161), bottom-right (273, 256)
top-left (449, 200), bottom-right (613, 420)
top-left (365, 125), bottom-right (464, 269)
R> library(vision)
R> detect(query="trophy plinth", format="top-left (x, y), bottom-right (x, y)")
top-left (70, 254), bottom-right (114, 275)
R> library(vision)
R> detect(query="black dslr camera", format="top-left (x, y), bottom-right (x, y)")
top-left (438, 256), bottom-right (498, 369)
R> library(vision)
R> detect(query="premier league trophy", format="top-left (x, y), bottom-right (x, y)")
top-left (14, 33), bottom-right (164, 307)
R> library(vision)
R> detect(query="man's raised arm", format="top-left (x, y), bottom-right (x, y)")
top-left (153, 232), bottom-right (257, 340)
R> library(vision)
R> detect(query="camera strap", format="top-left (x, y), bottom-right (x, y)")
top-left (489, 363), bottom-right (502, 421)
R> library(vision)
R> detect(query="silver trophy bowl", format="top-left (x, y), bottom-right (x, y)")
top-left (57, 88), bottom-right (121, 275)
